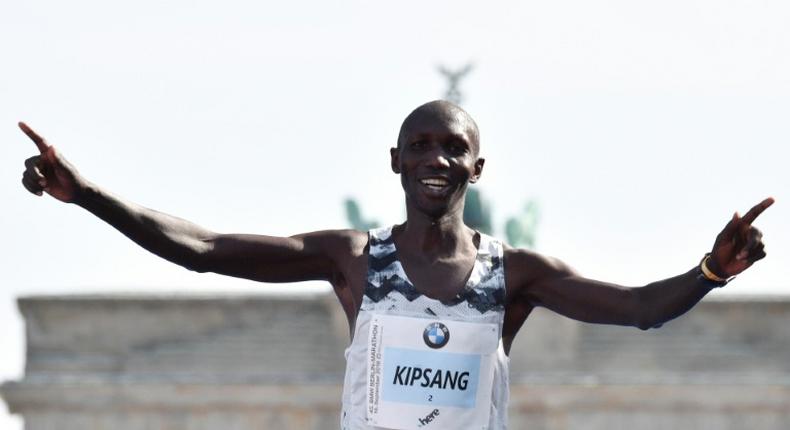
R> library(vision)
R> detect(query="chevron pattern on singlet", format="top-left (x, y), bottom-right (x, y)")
top-left (364, 227), bottom-right (505, 314)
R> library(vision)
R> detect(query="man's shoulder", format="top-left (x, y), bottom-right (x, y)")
top-left (503, 246), bottom-right (554, 265)
top-left (503, 246), bottom-right (577, 291)
top-left (300, 229), bottom-right (369, 257)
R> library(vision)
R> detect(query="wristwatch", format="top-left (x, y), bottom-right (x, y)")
top-left (697, 253), bottom-right (734, 287)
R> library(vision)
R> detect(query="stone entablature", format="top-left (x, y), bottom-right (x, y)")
top-left (3, 294), bottom-right (790, 429)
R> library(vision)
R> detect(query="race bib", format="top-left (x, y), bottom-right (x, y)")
top-left (366, 314), bottom-right (499, 430)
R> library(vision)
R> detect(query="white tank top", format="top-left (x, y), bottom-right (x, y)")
top-left (341, 226), bottom-right (510, 430)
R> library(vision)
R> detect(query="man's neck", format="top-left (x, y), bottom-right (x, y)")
top-left (398, 205), bottom-right (475, 260)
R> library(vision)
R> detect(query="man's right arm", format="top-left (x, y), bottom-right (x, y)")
top-left (76, 185), bottom-right (354, 282)
top-left (18, 122), bottom-right (356, 283)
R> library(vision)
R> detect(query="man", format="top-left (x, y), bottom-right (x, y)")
top-left (19, 100), bottom-right (772, 430)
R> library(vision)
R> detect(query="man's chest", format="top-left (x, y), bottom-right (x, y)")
top-left (396, 252), bottom-right (478, 302)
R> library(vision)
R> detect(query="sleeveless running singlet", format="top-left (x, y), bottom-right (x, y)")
top-left (341, 226), bottom-right (510, 430)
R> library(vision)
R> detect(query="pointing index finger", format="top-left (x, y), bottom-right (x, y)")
top-left (740, 197), bottom-right (775, 226)
top-left (18, 122), bottom-right (50, 153)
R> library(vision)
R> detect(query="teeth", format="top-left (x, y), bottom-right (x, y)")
top-left (420, 178), bottom-right (449, 186)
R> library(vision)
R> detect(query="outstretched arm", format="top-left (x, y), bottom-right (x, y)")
top-left (506, 198), bottom-right (774, 330)
top-left (18, 122), bottom-right (354, 283)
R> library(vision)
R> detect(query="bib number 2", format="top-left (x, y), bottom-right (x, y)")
top-left (366, 314), bottom-right (498, 430)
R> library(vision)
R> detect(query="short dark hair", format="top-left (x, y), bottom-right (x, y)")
top-left (397, 100), bottom-right (480, 154)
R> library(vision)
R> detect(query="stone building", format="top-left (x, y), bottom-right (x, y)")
top-left (2, 293), bottom-right (790, 429)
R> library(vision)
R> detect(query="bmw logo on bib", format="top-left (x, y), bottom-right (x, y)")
top-left (423, 322), bottom-right (450, 349)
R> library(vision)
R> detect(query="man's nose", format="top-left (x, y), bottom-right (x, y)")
top-left (424, 147), bottom-right (450, 169)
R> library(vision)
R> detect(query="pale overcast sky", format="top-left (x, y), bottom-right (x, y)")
top-left (1, 1), bottom-right (788, 428)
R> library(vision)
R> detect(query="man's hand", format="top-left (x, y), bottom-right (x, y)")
top-left (19, 122), bottom-right (85, 203)
top-left (708, 197), bottom-right (774, 278)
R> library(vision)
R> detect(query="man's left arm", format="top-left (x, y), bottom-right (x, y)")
top-left (509, 197), bottom-right (774, 330)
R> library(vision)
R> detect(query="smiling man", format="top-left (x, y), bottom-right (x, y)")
top-left (18, 100), bottom-right (773, 430)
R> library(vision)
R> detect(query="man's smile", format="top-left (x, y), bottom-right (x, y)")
top-left (419, 177), bottom-right (452, 195)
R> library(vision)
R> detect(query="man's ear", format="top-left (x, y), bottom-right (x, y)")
top-left (469, 157), bottom-right (485, 183)
top-left (390, 147), bottom-right (401, 174)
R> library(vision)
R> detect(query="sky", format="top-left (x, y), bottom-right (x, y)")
top-left (1, 1), bottom-right (788, 428)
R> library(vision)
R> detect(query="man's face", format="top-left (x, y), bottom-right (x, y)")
top-left (391, 108), bottom-right (484, 218)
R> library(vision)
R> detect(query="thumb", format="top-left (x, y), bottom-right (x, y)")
top-left (719, 211), bottom-right (741, 242)
top-left (44, 145), bottom-right (79, 178)
top-left (43, 146), bottom-right (70, 171)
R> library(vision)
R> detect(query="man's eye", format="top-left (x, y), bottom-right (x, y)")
top-left (411, 140), bottom-right (427, 149)
top-left (447, 143), bottom-right (466, 155)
